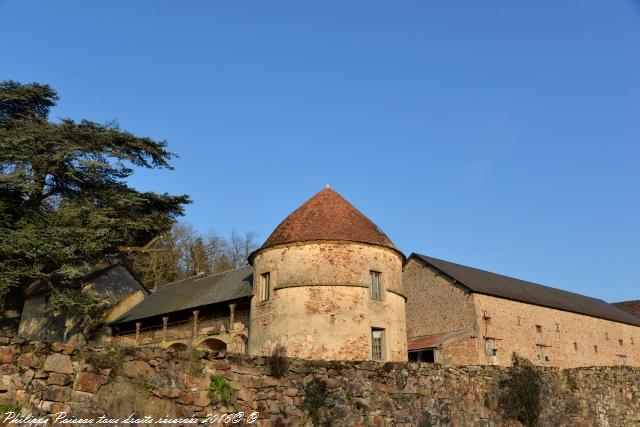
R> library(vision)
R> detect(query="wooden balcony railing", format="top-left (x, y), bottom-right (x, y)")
top-left (113, 316), bottom-right (241, 346)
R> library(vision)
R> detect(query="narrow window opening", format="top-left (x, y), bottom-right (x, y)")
top-left (619, 339), bottom-right (624, 346)
top-left (371, 328), bottom-right (385, 360)
top-left (537, 345), bottom-right (549, 362)
top-left (555, 323), bottom-right (560, 332)
top-left (535, 325), bottom-right (542, 333)
top-left (516, 316), bottom-right (521, 326)
top-left (594, 345), bottom-right (598, 353)
top-left (370, 271), bottom-right (381, 300)
top-left (573, 342), bottom-right (578, 351)
top-left (260, 272), bottom-right (270, 302)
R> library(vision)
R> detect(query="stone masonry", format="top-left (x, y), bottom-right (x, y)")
top-left (1, 336), bottom-right (640, 426)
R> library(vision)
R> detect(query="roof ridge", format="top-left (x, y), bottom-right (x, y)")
top-left (411, 252), bottom-right (640, 327)
top-left (413, 253), bottom-right (601, 300)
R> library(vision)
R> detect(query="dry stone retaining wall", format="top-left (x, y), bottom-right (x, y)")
top-left (0, 336), bottom-right (639, 426)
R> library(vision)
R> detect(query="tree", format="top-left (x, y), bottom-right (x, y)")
top-left (226, 230), bottom-right (259, 268)
top-left (132, 223), bottom-right (258, 290)
top-left (0, 81), bottom-right (190, 318)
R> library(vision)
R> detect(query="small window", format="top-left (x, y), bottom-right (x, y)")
top-left (370, 271), bottom-right (381, 300)
top-left (631, 338), bottom-right (635, 345)
top-left (537, 345), bottom-right (549, 362)
top-left (605, 332), bottom-right (609, 340)
top-left (485, 338), bottom-right (497, 356)
top-left (573, 342), bottom-right (578, 351)
top-left (516, 316), bottom-right (521, 326)
top-left (259, 272), bottom-right (270, 302)
top-left (371, 328), bottom-right (385, 360)
top-left (594, 345), bottom-right (598, 353)
top-left (535, 325), bottom-right (542, 333)
top-left (555, 323), bottom-right (560, 332)
top-left (619, 339), bottom-right (624, 346)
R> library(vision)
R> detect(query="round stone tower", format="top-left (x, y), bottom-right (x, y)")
top-left (247, 188), bottom-right (407, 361)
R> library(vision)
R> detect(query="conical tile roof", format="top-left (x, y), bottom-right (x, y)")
top-left (249, 188), bottom-right (401, 263)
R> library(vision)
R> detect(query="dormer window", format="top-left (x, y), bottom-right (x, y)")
top-left (260, 272), bottom-right (270, 302)
top-left (370, 271), bottom-right (381, 300)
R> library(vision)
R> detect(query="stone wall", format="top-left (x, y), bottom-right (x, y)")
top-left (403, 257), bottom-right (477, 338)
top-left (1, 337), bottom-right (640, 426)
top-left (473, 294), bottom-right (640, 368)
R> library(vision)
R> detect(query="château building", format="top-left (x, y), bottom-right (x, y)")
top-left (23, 188), bottom-right (640, 368)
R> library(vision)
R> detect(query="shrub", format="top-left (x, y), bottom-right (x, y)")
top-left (498, 364), bottom-right (542, 427)
top-left (82, 349), bottom-right (125, 378)
top-left (188, 347), bottom-right (204, 377)
top-left (0, 402), bottom-right (21, 415)
top-left (208, 375), bottom-right (233, 405)
top-left (267, 344), bottom-right (289, 378)
top-left (303, 378), bottom-right (328, 427)
top-left (564, 371), bottom-right (578, 392)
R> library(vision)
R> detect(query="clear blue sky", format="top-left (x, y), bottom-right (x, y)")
top-left (1, 1), bottom-right (639, 302)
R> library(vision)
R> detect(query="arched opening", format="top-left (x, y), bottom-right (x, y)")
top-left (229, 334), bottom-right (248, 354)
top-left (167, 342), bottom-right (188, 351)
top-left (197, 338), bottom-right (227, 352)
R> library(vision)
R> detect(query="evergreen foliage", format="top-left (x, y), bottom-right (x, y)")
top-left (0, 80), bottom-right (190, 318)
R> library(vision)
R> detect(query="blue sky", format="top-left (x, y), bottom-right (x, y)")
top-left (1, 1), bottom-right (639, 302)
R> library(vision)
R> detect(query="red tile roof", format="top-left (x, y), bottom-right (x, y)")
top-left (407, 329), bottom-right (473, 350)
top-left (249, 188), bottom-right (401, 263)
top-left (613, 300), bottom-right (640, 319)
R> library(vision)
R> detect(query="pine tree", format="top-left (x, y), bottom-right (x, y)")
top-left (0, 81), bottom-right (190, 318)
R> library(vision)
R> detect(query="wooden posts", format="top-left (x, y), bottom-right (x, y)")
top-left (135, 322), bottom-right (142, 345)
top-left (162, 316), bottom-right (169, 342)
top-left (229, 303), bottom-right (236, 330)
top-left (192, 310), bottom-right (200, 338)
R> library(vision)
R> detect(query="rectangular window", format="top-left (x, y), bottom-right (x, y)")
top-left (260, 272), bottom-right (270, 302)
top-left (535, 325), bottom-right (542, 333)
top-left (594, 345), bottom-right (598, 353)
top-left (370, 271), bottom-right (381, 300)
top-left (537, 345), bottom-right (548, 362)
top-left (619, 339), bottom-right (624, 346)
top-left (371, 328), bottom-right (385, 360)
top-left (484, 338), bottom-right (496, 356)
top-left (573, 342), bottom-right (578, 351)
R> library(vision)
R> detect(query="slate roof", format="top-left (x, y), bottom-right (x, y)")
top-left (249, 188), bottom-right (401, 263)
top-left (613, 300), bottom-right (640, 319)
top-left (411, 254), bottom-right (640, 327)
top-left (112, 266), bottom-right (253, 324)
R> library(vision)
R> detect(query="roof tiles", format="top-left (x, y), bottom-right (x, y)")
top-left (249, 188), bottom-right (401, 263)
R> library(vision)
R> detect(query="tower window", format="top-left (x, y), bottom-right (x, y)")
top-left (619, 339), bottom-right (624, 346)
top-left (370, 271), bottom-right (381, 300)
top-left (371, 328), bottom-right (385, 360)
top-left (594, 345), bottom-right (598, 353)
top-left (573, 342), bottom-right (578, 351)
top-left (260, 272), bottom-right (270, 302)
top-left (537, 345), bottom-right (549, 362)
top-left (535, 325), bottom-right (542, 333)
